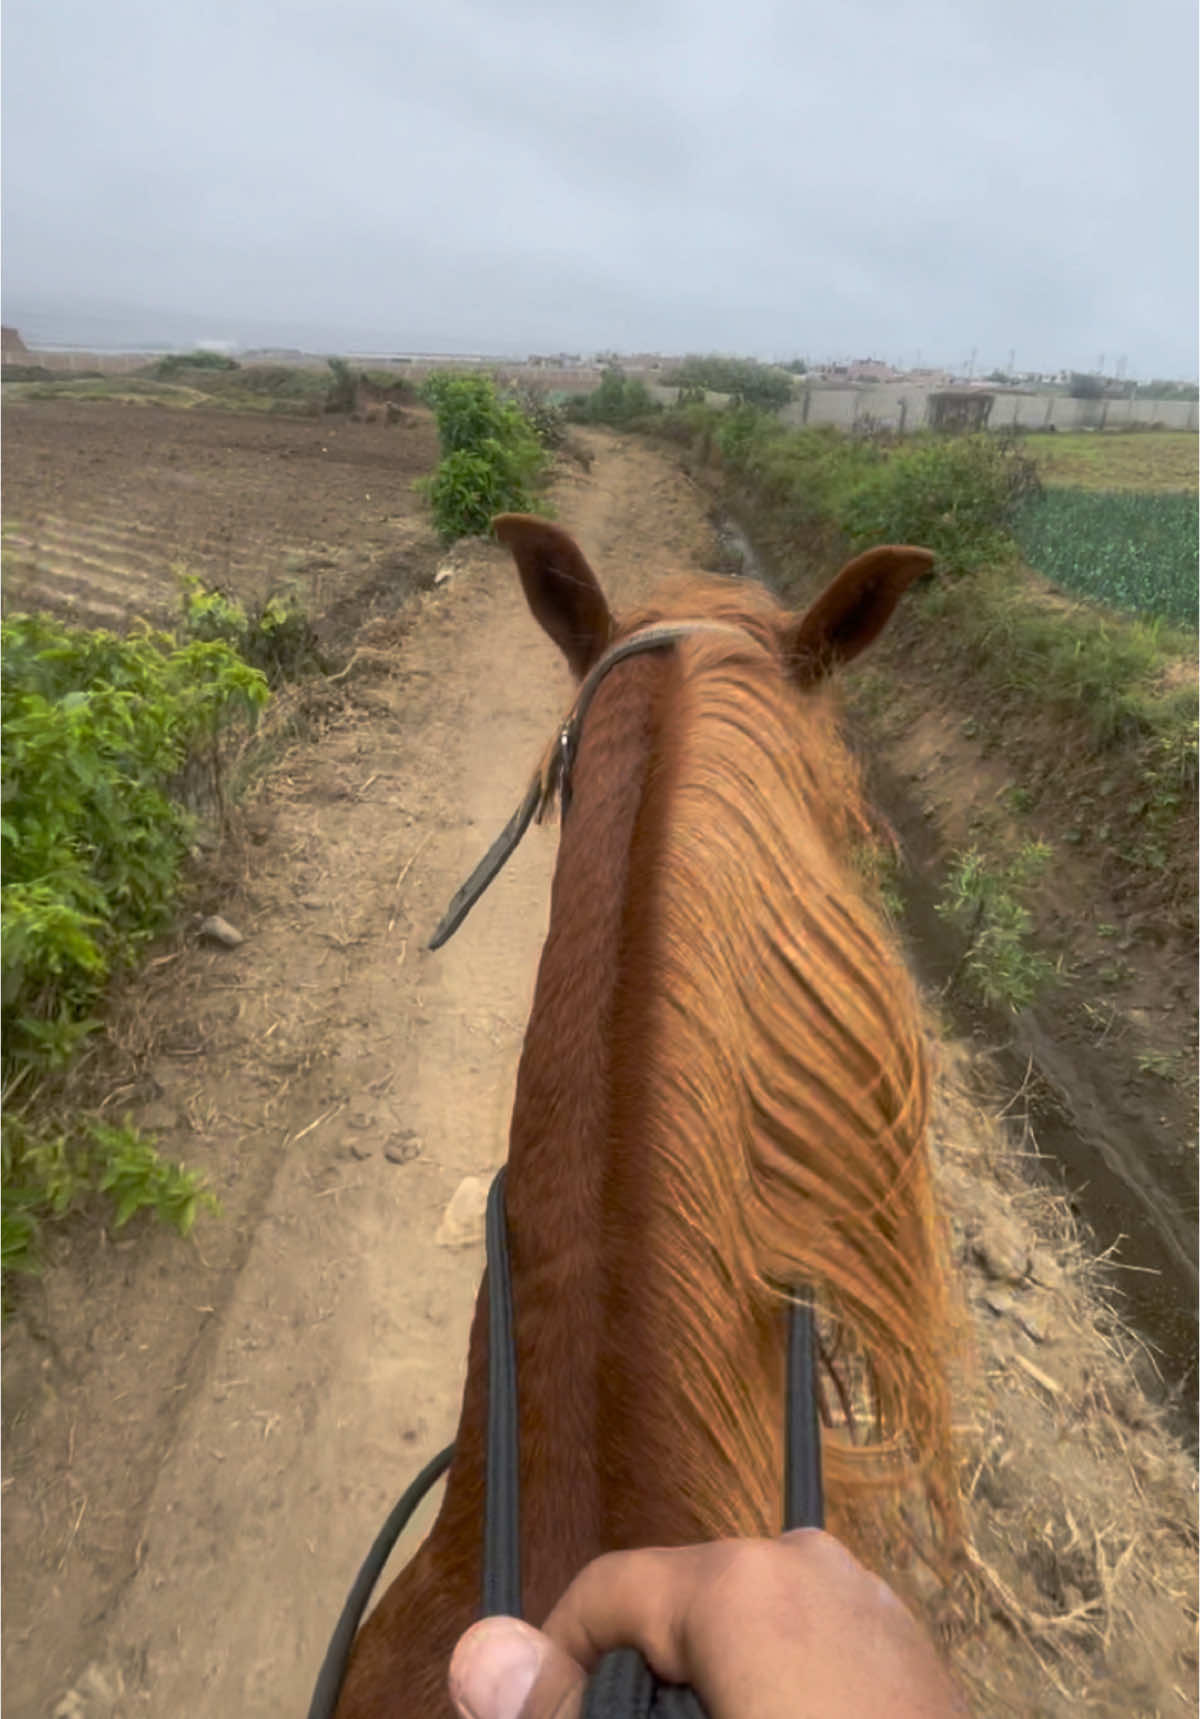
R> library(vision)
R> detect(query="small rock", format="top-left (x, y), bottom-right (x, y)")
top-left (970, 1213), bottom-right (1032, 1285)
top-left (434, 564), bottom-right (455, 587)
top-left (983, 1289), bottom-right (1018, 1320)
top-left (435, 1175), bottom-right (488, 1247)
top-left (385, 1133), bottom-right (421, 1166)
top-left (346, 1143), bottom-right (373, 1162)
top-left (197, 914), bottom-right (244, 948)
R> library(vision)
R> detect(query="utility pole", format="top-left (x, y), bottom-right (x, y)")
top-left (1007, 347), bottom-right (1016, 378)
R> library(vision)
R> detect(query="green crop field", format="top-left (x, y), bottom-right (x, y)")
top-left (1013, 486), bottom-right (1198, 628)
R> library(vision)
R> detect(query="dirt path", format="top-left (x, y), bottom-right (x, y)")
top-left (2, 438), bottom-right (715, 1718)
top-left (4, 432), bottom-right (1193, 1719)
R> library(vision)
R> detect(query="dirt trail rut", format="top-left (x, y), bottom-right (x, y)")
top-left (3, 442), bottom-right (715, 1718)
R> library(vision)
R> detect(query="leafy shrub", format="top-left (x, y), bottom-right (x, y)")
top-left (1, 616), bottom-right (264, 1288)
top-left (2, 1114), bottom-right (217, 1282)
top-left (179, 577), bottom-right (327, 685)
top-left (503, 380), bottom-right (568, 450)
top-left (840, 434), bottom-right (1041, 575)
top-left (1012, 488), bottom-right (1198, 628)
top-left (714, 405), bottom-right (785, 471)
top-left (421, 374), bottom-right (548, 542)
top-left (425, 450), bottom-right (521, 539)
top-left (325, 356), bottom-right (358, 413)
top-left (153, 350), bottom-right (240, 378)
top-left (2, 615), bottom-right (267, 1071)
top-left (568, 366), bottom-right (658, 426)
top-left (663, 355), bottom-right (794, 411)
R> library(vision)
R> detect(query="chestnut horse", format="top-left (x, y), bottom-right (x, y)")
top-left (335, 517), bottom-right (957, 1717)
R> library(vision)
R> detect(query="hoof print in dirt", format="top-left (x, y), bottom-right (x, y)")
top-left (196, 914), bottom-right (245, 948)
top-left (384, 1133), bottom-right (421, 1166)
top-left (435, 1175), bottom-right (488, 1247)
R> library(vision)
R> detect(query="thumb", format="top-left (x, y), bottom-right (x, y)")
top-left (449, 1616), bottom-right (587, 1719)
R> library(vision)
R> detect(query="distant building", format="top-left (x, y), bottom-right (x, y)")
top-left (844, 357), bottom-right (901, 382)
top-left (2, 326), bottom-right (30, 357)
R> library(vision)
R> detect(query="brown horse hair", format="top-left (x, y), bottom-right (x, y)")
top-left (335, 537), bottom-right (959, 1718)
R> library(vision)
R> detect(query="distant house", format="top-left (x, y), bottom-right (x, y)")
top-left (845, 357), bottom-right (901, 382)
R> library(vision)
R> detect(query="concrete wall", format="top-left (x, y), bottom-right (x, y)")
top-left (10, 349), bottom-right (156, 374)
top-left (779, 385), bottom-right (1198, 433)
top-left (646, 380), bottom-right (1197, 432)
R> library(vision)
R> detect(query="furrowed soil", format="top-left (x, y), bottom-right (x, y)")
top-left (2, 405), bottom-right (1194, 1719)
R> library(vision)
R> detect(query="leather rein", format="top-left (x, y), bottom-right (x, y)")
top-left (307, 621), bottom-right (824, 1719)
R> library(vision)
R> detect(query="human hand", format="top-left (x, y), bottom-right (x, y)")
top-left (448, 1530), bottom-right (966, 1719)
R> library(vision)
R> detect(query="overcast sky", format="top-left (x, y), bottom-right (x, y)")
top-left (3, 0), bottom-right (1197, 376)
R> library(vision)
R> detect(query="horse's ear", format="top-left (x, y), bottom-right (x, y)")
top-left (782, 545), bottom-right (934, 682)
top-left (493, 514), bottom-right (613, 678)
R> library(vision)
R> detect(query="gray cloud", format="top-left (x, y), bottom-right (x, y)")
top-left (3, 0), bottom-right (1196, 375)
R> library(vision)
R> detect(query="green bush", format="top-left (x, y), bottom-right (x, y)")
top-left (2, 615), bottom-right (267, 1072)
top-left (1, 615), bottom-right (266, 1288)
top-left (503, 380), bottom-right (568, 450)
top-left (325, 356), bottom-right (358, 413)
top-left (421, 374), bottom-right (548, 542)
top-left (3, 1114), bottom-right (217, 1282)
top-left (840, 434), bottom-right (1041, 574)
top-left (425, 450), bottom-right (520, 540)
top-left (153, 350), bottom-right (240, 378)
top-left (1012, 488), bottom-right (1198, 628)
top-left (568, 366), bottom-right (658, 427)
top-left (179, 577), bottom-right (327, 685)
top-left (663, 355), bottom-right (793, 411)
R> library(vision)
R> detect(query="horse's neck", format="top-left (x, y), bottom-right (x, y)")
top-left (503, 655), bottom-right (783, 1621)
top-left (497, 656), bottom-right (662, 1618)
top-left (336, 658), bottom-right (784, 1715)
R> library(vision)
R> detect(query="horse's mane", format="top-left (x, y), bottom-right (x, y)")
top-left (603, 572), bottom-right (957, 1554)
top-left (332, 562), bottom-right (959, 1718)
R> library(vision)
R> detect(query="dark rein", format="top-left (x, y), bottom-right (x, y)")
top-left (307, 623), bottom-right (825, 1719)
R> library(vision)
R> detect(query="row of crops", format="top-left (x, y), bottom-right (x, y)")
top-left (1012, 486), bottom-right (1198, 629)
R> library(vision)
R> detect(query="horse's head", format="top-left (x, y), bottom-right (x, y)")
top-left (493, 513), bottom-right (933, 685)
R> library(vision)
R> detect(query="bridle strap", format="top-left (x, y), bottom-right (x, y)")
top-left (483, 1167), bottom-right (521, 1617)
top-left (784, 1292), bottom-right (824, 1531)
top-left (426, 620), bottom-right (759, 951)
